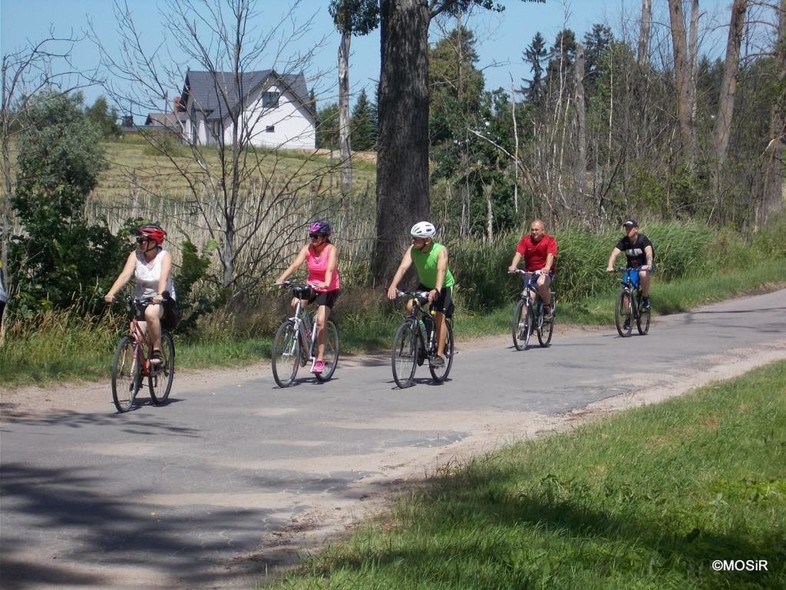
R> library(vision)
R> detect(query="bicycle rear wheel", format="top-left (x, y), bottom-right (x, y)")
top-left (511, 299), bottom-right (532, 351)
top-left (636, 293), bottom-right (651, 335)
top-left (112, 335), bottom-right (141, 413)
top-left (615, 291), bottom-right (633, 337)
top-left (391, 320), bottom-right (418, 389)
top-left (149, 331), bottom-right (175, 405)
top-left (272, 320), bottom-right (301, 387)
top-left (429, 319), bottom-right (454, 383)
top-left (315, 320), bottom-right (340, 382)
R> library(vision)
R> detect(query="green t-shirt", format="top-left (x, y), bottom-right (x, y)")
top-left (410, 242), bottom-right (454, 290)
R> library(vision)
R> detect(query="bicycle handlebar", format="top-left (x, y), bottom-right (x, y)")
top-left (509, 269), bottom-right (543, 279)
top-left (396, 289), bottom-right (431, 303)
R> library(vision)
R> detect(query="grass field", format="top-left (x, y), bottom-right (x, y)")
top-left (267, 360), bottom-right (786, 590)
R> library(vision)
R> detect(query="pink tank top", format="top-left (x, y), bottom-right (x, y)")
top-left (307, 244), bottom-right (340, 291)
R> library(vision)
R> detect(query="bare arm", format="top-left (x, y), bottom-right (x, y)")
top-left (104, 252), bottom-right (137, 301)
top-left (643, 245), bottom-right (654, 270)
top-left (386, 247), bottom-right (414, 299)
top-left (276, 246), bottom-right (310, 284)
top-left (606, 247), bottom-right (622, 271)
top-left (153, 251), bottom-right (172, 302)
top-left (320, 245), bottom-right (338, 289)
top-left (508, 252), bottom-right (522, 272)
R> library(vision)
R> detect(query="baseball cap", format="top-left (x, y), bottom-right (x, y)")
top-left (622, 219), bottom-right (638, 228)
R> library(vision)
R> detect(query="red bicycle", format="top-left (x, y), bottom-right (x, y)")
top-left (110, 296), bottom-right (175, 412)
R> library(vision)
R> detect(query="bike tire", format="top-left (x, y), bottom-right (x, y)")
top-left (511, 299), bottom-right (531, 351)
top-left (272, 320), bottom-right (300, 387)
top-left (391, 320), bottom-right (418, 389)
top-left (429, 319), bottom-right (454, 383)
top-left (636, 293), bottom-right (651, 335)
top-left (537, 306), bottom-right (554, 347)
top-left (315, 320), bottom-right (340, 382)
top-left (111, 335), bottom-right (141, 413)
top-left (615, 290), bottom-right (633, 337)
top-left (149, 331), bottom-right (175, 405)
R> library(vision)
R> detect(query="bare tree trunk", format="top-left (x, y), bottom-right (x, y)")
top-left (688, 0), bottom-right (699, 161)
top-left (638, 0), bottom-right (652, 65)
top-left (762, 0), bottom-right (786, 223)
top-left (668, 0), bottom-right (695, 169)
top-left (712, 0), bottom-right (748, 170)
top-left (575, 42), bottom-right (587, 201)
top-left (372, 0), bottom-right (430, 285)
top-left (338, 30), bottom-right (353, 197)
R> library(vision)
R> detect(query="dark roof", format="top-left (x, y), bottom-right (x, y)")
top-left (144, 112), bottom-right (183, 128)
top-left (180, 70), bottom-right (314, 120)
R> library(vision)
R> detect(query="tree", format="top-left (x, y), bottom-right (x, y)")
top-left (86, 96), bottom-right (122, 139)
top-left (317, 102), bottom-right (341, 149)
top-left (372, 0), bottom-right (545, 285)
top-left (95, 0), bottom-right (333, 297)
top-left (329, 0), bottom-right (380, 197)
top-left (10, 91), bottom-right (123, 313)
top-left (522, 32), bottom-right (548, 105)
top-left (667, 0), bottom-right (699, 169)
top-left (350, 88), bottom-right (377, 151)
top-left (638, 0), bottom-right (652, 65)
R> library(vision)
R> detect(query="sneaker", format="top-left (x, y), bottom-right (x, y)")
top-left (150, 349), bottom-right (163, 365)
top-left (429, 355), bottom-right (445, 368)
top-left (544, 306), bottom-right (554, 320)
top-left (623, 318), bottom-right (630, 330)
top-left (311, 359), bottom-right (325, 374)
top-left (642, 297), bottom-right (651, 310)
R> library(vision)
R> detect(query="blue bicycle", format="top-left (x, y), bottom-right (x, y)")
top-left (614, 267), bottom-right (650, 337)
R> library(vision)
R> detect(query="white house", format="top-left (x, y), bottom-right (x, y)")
top-left (176, 69), bottom-right (316, 150)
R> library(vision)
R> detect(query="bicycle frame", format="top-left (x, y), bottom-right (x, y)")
top-left (391, 289), bottom-right (454, 388)
top-left (615, 267), bottom-right (650, 337)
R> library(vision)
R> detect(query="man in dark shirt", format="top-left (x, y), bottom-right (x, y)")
top-left (606, 219), bottom-right (654, 309)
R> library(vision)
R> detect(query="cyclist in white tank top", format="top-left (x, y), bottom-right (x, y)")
top-left (104, 224), bottom-right (175, 363)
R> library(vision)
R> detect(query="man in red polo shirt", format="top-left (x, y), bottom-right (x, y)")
top-left (508, 219), bottom-right (558, 317)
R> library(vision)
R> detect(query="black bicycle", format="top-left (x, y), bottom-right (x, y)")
top-left (510, 269), bottom-right (555, 350)
top-left (614, 267), bottom-right (651, 337)
top-left (391, 290), bottom-right (454, 388)
top-left (271, 281), bottom-right (339, 387)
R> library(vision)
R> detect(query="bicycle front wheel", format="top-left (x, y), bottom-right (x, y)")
top-left (272, 320), bottom-right (301, 387)
top-left (511, 299), bottom-right (532, 351)
top-left (537, 306), bottom-right (554, 347)
top-left (112, 335), bottom-right (141, 413)
top-left (391, 320), bottom-right (418, 389)
top-left (636, 293), bottom-right (651, 335)
top-left (615, 290), bottom-right (633, 337)
top-left (149, 331), bottom-right (175, 405)
top-left (315, 320), bottom-right (340, 382)
top-left (429, 319), bottom-right (454, 383)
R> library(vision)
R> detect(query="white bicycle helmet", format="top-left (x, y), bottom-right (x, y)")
top-left (410, 221), bottom-right (436, 238)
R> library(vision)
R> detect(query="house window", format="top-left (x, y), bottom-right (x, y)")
top-left (262, 92), bottom-right (280, 108)
top-left (266, 125), bottom-right (275, 133)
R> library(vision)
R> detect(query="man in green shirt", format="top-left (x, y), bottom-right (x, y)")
top-left (387, 221), bottom-right (455, 367)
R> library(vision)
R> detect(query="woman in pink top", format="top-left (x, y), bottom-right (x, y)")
top-left (275, 221), bottom-right (340, 374)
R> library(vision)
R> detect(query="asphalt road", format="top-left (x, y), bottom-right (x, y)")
top-left (2, 289), bottom-right (785, 589)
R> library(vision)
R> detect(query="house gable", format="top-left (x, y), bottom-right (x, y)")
top-left (178, 69), bottom-right (316, 149)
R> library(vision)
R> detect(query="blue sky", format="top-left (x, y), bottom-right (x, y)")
top-left (1, 0), bottom-right (733, 117)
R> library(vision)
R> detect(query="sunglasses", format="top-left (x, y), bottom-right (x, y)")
top-left (136, 237), bottom-right (149, 244)
top-left (309, 234), bottom-right (323, 239)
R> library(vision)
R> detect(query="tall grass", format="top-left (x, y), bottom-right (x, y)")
top-left (2, 219), bottom-right (784, 387)
top-left (271, 361), bottom-right (786, 589)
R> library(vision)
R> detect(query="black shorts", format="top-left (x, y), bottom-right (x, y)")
top-left (308, 289), bottom-right (340, 309)
top-left (417, 284), bottom-right (454, 318)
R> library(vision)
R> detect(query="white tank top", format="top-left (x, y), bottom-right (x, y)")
top-left (134, 249), bottom-right (176, 299)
